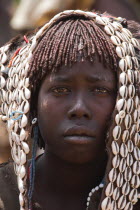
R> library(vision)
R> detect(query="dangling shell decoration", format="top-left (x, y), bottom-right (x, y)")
top-left (0, 10), bottom-right (139, 210)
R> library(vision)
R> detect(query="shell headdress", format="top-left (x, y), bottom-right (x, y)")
top-left (0, 10), bottom-right (140, 210)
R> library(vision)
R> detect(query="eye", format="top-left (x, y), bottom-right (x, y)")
top-left (93, 87), bottom-right (109, 94)
top-left (51, 87), bottom-right (71, 95)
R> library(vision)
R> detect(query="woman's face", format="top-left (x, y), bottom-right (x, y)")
top-left (37, 60), bottom-right (117, 164)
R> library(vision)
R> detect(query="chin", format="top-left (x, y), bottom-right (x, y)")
top-left (58, 152), bottom-right (97, 165)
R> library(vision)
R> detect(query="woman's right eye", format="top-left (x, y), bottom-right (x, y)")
top-left (51, 87), bottom-right (71, 95)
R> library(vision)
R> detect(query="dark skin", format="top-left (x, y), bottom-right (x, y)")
top-left (33, 60), bottom-right (117, 210)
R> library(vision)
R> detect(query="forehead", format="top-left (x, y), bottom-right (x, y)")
top-left (45, 59), bottom-right (117, 83)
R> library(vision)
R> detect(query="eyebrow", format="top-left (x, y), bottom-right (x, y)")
top-left (49, 75), bottom-right (114, 83)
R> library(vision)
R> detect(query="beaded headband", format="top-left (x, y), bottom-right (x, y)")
top-left (0, 10), bottom-right (140, 210)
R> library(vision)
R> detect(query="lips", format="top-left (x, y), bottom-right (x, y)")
top-left (64, 126), bottom-right (95, 137)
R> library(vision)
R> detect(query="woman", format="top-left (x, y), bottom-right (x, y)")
top-left (0, 10), bottom-right (140, 210)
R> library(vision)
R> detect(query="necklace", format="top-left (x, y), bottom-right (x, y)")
top-left (86, 182), bottom-right (104, 209)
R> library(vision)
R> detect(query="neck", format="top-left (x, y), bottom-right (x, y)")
top-left (35, 150), bottom-right (107, 195)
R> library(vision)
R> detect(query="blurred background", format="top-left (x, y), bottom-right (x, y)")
top-left (0, 0), bottom-right (140, 163)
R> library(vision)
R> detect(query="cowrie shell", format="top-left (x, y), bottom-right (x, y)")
top-left (105, 183), bottom-right (114, 197)
top-left (124, 114), bottom-right (132, 129)
top-left (109, 168), bottom-right (117, 182)
top-left (127, 98), bottom-right (134, 113)
top-left (112, 21), bottom-right (123, 30)
top-left (131, 38), bottom-right (140, 49)
top-left (113, 126), bottom-right (121, 140)
top-left (0, 76), bottom-right (6, 89)
top-left (118, 195), bottom-right (126, 209)
top-left (119, 59), bottom-right (127, 71)
top-left (122, 28), bottom-right (132, 38)
top-left (122, 182), bottom-right (130, 195)
top-left (119, 158), bottom-right (126, 173)
top-left (20, 128), bottom-right (27, 141)
top-left (124, 167), bottom-right (132, 181)
top-left (133, 161), bottom-right (140, 175)
top-left (130, 124), bottom-right (136, 137)
top-left (112, 141), bottom-right (119, 155)
top-left (20, 100), bottom-right (30, 114)
top-left (18, 177), bottom-right (25, 193)
top-left (95, 16), bottom-right (106, 25)
top-left (104, 24), bottom-right (114, 35)
top-left (115, 31), bottom-right (125, 42)
top-left (134, 96), bottom-right (139, 109)
top-left (129, 43), bottom-right (135, 56)
top-left (117, 172), bottom-right (124, 187)
top-left (124, 202), bottom-right (133, 210)
top-left (112, 187), bottom-right (120, 200)
top-left (112, 155), bottom-right (120, 168)
top-left (122, 42), bottom-right (130, 55)
top-left (20, 150), bottom-right (26, 165)
top-left (122, 130), bottom-right (129, 142)
top-left (116, 46), bottom-right (125, 58)
top-left (127, 70), bottom-right (134, 84)
top-left (132, 57), bottom-right (139, 70)
top-left (119, 85), bottom-right (127, 98)
top-left (19, 114), bottom-right (28, 128)
top-left (128, 84), bottom-right (135, 98)
top-left (101, 197), bottom-right (111, 210)
top-left (110, 201), bottom-right (117, 210)
top-left (116, 99), bottom-right (126, 112)
top-left (12, 55), bottom-right (20, 66)
top-left (1, 53), bottom-right (7, 64)
top-left (120, 143), bottom-right (128, 157)
top-left (19, 165), bottom-right (26, 179)
top-left (125, 55), bottom-right (132, 69)
top-left (134, 133), bottom-right (139, 146)
top-left (127, 140), bottom-right (134, 152)
top-left (133, 110), bottom-right (139, 123)
top-left (129, 188), bottom-right (138, 204)
top-left (126, 153), bottom-right (133, 166)
top-left (19, 193), bottom-right (24, 207)
top-left (119, 72), bottom-right (128, 85)
top-left (115, 114), bottom-right (123, 125)
top-left (111, 35), bottom-right (121, 45)
top-left (21, 142), bottom-right (30, 154)
top-left (134, 71), bottom-right (139, 83)
top-left (131, 175), bottom-right (140, 188)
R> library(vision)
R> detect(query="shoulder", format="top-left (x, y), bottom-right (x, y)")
top-left (0, 162), bottom-right (19, 210)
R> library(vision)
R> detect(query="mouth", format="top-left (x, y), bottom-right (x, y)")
top-left (63, 126), bottom-right (95, 145)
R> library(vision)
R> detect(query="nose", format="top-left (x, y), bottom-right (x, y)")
top-left (67, 96), bottom-right (92, 120)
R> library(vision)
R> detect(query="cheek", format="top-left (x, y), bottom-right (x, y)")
top-left (94, 96), bottom-right (116, 130)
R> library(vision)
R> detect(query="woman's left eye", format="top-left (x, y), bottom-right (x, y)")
top-left (92, 87), bottom-right (109, 94)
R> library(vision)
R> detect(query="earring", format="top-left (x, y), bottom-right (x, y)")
top-left (32, 118), bottom-right (37, 125)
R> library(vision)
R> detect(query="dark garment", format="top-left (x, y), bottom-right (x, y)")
top-left (0, 162), bottom-right (19, 210)
top-left (0, 162), bottom-right (140, 210)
